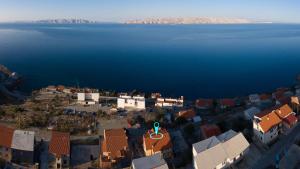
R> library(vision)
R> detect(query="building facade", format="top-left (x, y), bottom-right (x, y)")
top-left (117, 95), bottom-right (145, 110)
top-left (155, 96), bottom-right (184, 107)
top-left (77, 92), bottom-right (99, 105)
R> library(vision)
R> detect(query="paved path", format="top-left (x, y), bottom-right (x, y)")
top-left (250, 123), bottom-right (300, 169)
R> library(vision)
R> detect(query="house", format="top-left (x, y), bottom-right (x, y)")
top-left (275, 104), bottom-right (298, 129)
top-left (151, 93), bottom-right (162, 99)
top-left (253, 104), bottom-right (297, 144)
top-left (260, 94), bottom-right (272, 102)
top-left (249, 94), bottom-right (261, 104)
top-left (117, 94), bottom-right (145, 110)
top-left (77, 92), bottom-right (99, 105)
top-left (11, 130), bottom-right (35, 165)
top-left (143, 129), bottom-right (173, 159)
top-left (178, 109), bottom-right (196, 121)
top-left (195, 99), bottom-right (213, 109)
top-left (219, 99), bottom-right (235, 109)
top-left (0, 125), bottom-right (14, 162)
top-left (100, 129), bottom-right (130, 169)
top-left (132, 152), bottom-right (169, 169)
top-left (46, 85), bottom-right (57, 92)
top-left (200, 124), bottom-right (221, 139)
top-left (193, 130), bottom-right (249, 169)
top-left (244, 107), bottom-right (261, 120)
top-left (155, 96), bottom-right (184, 108)
top-left (56, 85), bottom-right (65, 92)
top-left (49, 131), bottom-right (70, 169)
top-left (291, 96), bottom-right (300, 113)
top-left (253, 110), bottom-right (282, 144)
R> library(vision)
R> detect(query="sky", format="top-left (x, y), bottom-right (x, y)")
top-left (0, 0), bottom-right (300, 23)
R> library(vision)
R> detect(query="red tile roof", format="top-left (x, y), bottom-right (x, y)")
top-left (273, 90), bottom-right (285, 100)
top-left (49, 131), bottom-right (70, 157)
top-left (260, 94), bottom-right (271, 101)
top-left (196, 99), bottom-right (213, 108)
top-left (102, 129), bottom-right (128, 159)
top-left (200, 124), bottom-right (221, 139)
top-left (143, 129), bottom-right (172, 153)
top-left (220, 99), bottom-right (235, 107)
top-left (0, 125), bottom-right (14, 148)
top-left (283, 114), bottom-right (298, 126)
top-left (278, 97), bottom-right (290, 105)
top-left (178, 109), bottom-right (196, 119)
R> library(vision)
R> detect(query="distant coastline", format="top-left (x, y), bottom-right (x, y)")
top-left (125, 17), bottom-right (258, 24)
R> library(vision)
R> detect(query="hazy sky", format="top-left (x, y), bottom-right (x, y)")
top-left (0, 0), bottom-right (299, 23)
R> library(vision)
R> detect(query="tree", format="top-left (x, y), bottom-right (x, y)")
top-left (184, 123), bottom-right (195, 137)
top-left (0, 107), bottom-right (5, 117)
top-left (175, 116), bottom-right (188, 126)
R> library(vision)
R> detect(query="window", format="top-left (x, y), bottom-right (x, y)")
top-left (63, 160), bottom-right (67, 165)
top-left (57, 164), bottom-right (61, 168)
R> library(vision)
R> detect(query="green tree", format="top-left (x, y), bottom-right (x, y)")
top-left (184, 123), bottom-right (195, 137)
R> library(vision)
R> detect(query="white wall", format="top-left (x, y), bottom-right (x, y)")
top-left (117, 97), bottom-right (145, 109)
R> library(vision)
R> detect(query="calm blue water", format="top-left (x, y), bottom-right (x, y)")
top-left (0, 23), bottom-right (300, 99)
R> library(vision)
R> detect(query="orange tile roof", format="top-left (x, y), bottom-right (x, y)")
top-left (258, 111), bottom-right (282, 132)
top-left (143, 129), bottom-right (172, 153)
top-left (275, 104), bottom-right (293, 119)
top-left (220, 99), bottom-right (235, 107)
top-left (200, 124), bottom-right (221, 139)
top-left (0, 125), bottom-right (14, 148)
top-left (196, 99), bottom-right (213, 108)
top-left (178, 109), bottom-right (196, 119)
top-left (49, 131), bottom-right (70, 157)
top-left (102, 129), bottom-right (128, 159)
top-left (260, 94), bottom-right (271, 100)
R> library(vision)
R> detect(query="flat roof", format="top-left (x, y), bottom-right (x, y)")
top-left (11, 130), bottom-right (35, 151)
top-left (132, 153), bottom-right (168, 169)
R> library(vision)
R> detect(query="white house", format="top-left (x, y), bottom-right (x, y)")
top-left (155, 96), bottom-right (184, 107)
top-left (253, 104), bottom-right (297, 144)
top-left (117, 94), bottom-right (145, 110)
top-left (77, 92), bottom-right (99, 105)
top-left (192, 130), bottom-right (249, 169)
top-left (249, 94), bottom-right (261, 104)
top-left (244, 107), bottom-right (261, 120)
top-left (11, 130), bottom-right (35, 165)
top-left (132, 152), bottom-right (169, 169)
top-left (253, 111), bottom-right (282, 144)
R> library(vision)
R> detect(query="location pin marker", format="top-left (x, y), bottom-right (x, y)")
top-left (154, 122), bottom-right (159, 135)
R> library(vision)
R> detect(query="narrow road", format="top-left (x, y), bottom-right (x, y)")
top-left (250, 123), bottom-right (300, 169)
top-left (39, 142), bottom-right (49, 169)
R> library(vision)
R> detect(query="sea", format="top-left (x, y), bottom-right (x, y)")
top-left (0, 23), bottom-right (300, 99)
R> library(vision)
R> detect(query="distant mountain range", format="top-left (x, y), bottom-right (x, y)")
top-left (125, 17), bottom-right (254, 24)
top-left (34, 19), bottom-right (98, 24)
